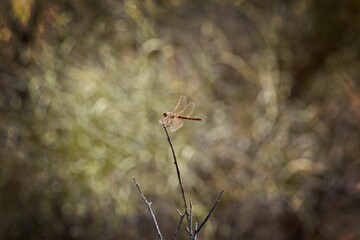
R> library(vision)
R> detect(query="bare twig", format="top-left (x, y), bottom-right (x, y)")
top-left (162, 125), bottom-right (191, 228)
top-left (194, 189), bottom-right (225, 236)
top-left (189, 199), bottom-right (193, 238)
top-left (132, 177), bottom-right (163, 240)
top-left (174, 210), bottom-right (186, 239)
top-left (194, 222), bottom-right (198, 240)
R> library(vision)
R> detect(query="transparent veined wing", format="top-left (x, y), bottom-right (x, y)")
top-left (170, 117), bottom-right (184, 132)
top-left (179, 102), bottom-right (195, 117)
top-left (172, 96), bottom-right (187, 113)
top-left (159, 116), bottom-right (172, 126)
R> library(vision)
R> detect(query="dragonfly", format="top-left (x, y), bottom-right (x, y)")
top-left (159, 96), bottom-right (202, 132)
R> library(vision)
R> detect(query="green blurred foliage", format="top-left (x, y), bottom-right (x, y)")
top-left (1, 0), bottom-right (360, 239)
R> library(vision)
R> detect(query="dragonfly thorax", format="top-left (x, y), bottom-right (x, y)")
top-left (163, 112), bottom-right (176, 118)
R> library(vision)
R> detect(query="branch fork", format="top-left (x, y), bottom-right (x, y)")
top-left (133, 125), bottom-right (224, 239)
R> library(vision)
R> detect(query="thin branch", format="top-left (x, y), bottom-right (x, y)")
top-left (162, 125), bottom-right (191, 227)
top-left (194, 222), bottom-right (198, 240)
top-left (174, 210), bottom-right (186, 239)
top-left (189, 199), bottom-right (193, 238)
top-left (194, 189), bottom-right (225, 236)
top-left (132, 177), bottom-right (163, 240)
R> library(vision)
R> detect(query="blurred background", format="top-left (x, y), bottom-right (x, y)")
top-left (1, 0), bottom-right (360, 239)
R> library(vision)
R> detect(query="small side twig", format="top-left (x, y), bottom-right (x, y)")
top-left (189, 199), bottom-right (193, 237)
top-left (132, 177), bottom-right (163, 240)
top-left (194, 189), bottom-right (224, 236)
top-left (174, 209), bottom-right (186, 239)
top-left (194, 222), bottom-right (198, 240)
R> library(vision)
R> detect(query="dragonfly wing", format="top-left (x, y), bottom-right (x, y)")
top-left (179, 102), bottom-right (195, 117)
top-left (159, 117), bottom-right (172, 126)
top-left (172, 96), bottom-right (187, 113)
top-left (170, 117), bottom-right (183, 132)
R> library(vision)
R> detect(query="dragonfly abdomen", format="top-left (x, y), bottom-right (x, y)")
top-left (178, 116), bottom-right (202, 121)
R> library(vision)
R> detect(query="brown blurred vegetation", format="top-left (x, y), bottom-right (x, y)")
top-left (1, 0), bottom-right (360, 239)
